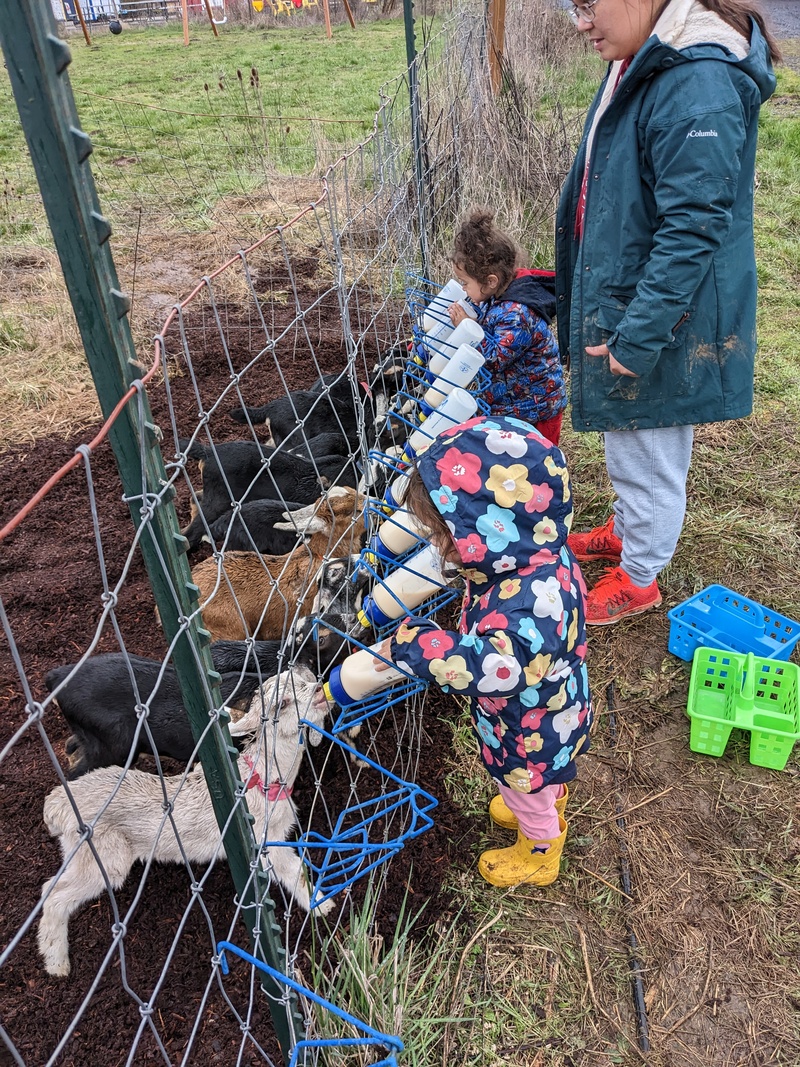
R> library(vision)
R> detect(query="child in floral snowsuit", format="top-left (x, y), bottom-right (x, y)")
top-left (449, 209), bottom-right (566, 445)
top-left (388, 414), bottom-right (592, 887)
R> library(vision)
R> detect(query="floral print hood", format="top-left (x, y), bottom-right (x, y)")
top-left (415, 415), bottom-right (574, 585)
top-left (390, 414), bottom-right (592, 795)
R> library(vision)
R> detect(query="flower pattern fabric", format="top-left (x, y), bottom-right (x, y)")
top-left (391, 416), bottom-right (592, 794)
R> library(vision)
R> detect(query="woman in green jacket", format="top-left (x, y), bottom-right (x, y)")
top-left (555, 0), bottom-right (779, 624)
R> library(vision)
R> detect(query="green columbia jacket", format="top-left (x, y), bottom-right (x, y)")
top-left (555, 21), bottom-right (776, 432)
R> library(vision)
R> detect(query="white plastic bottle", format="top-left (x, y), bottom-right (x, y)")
top-left (358, 543), bottom-right (450, 629)
top-left (422, 279), bottom-right (467, 333)
top-left (323, 643), bottom-right (408, 707)
top-left (367, 508), bottom-right (430, 562)
top-left (402, 387), bottom-right (478, 461)
top-left (426, 317), bottom-right (485, 378)
top-left (382, 470), bottom-right (411, 513)
top-left (420, 344), bottom-right (486, 414)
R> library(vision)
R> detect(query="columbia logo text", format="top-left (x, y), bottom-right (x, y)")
top-left (687, 129), bottom-right (718, 138)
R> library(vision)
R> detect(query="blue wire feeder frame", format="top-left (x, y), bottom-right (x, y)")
top-left (366, 447), bottom-right (410, 482)
top-left (293, 723), bottom-right (438, 907)
top-left (215, 940), bottom-right (404, 1067)
top-left (306, 613), bottom-right (429, 733)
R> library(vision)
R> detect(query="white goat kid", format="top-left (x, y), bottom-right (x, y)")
top-left (37, 667), bottom-right (332, 978)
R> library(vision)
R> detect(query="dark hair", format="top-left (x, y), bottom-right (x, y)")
top-left (451, 209), bottom-right (518, 292)
top-left (655, 0), bottom-right (782, 61)
top-left (402, 467), bottom-right (462, 567)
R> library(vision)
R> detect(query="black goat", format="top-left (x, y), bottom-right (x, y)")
top-left (45, 656), bottom-right (258, 779)
top-left (178, 438), bottom-right (357, 550)
top-left (229, 374), bottom-right (361, 448)
top-left (45, 633), bottom-right (347, 780)
top-left (204, 498), bottom-right (305, 554)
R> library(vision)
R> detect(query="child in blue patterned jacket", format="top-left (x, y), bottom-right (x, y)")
top-left (448, 209), bottom-right (567, 445)
top-left (376, 415), bottom-right (592, 887)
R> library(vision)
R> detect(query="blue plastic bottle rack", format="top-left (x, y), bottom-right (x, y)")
top-left (215, 940), bottom-right (404, 1066)
top-left (293, 722), bottom-right (438, 907)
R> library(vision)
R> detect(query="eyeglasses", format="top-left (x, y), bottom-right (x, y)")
top-left (568, 0), bottom-right (599, 23)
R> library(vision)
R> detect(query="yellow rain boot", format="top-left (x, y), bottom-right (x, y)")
top-left (488, 785), bottom-right (569, 830)
top-left (478, 816), bottom-right (568, 887)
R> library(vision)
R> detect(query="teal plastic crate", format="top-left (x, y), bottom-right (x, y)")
top-left (687, 648), bottom-right (800, 770)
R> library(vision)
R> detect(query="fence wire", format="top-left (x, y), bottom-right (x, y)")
top-left (0, 4), bottom-right (588, 1064)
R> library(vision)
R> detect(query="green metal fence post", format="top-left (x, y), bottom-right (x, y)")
top-left (0, 5), bottom-right (304, 1060)
top-left (403, 0), bottom-right (430, 280)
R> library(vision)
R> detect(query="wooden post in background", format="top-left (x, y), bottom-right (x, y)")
top-left (341, 0), bottom-right (356, 29)
top-left (73, 0), bottom-right (92, 46)
top-left (202, 0), bottom-right (221, 36)
top-left (321, 0), bottom-right (332, 37)
top-left (488, 0), bottom-right (506, 95)
top-left (181, 0), bottom-right (190, 45)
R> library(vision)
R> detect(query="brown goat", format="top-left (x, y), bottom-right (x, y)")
top-left (191, 487), bottom-right (366, 642)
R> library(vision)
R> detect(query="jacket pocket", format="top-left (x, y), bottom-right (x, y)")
top-left (595, 301), bottom-right (690, 401)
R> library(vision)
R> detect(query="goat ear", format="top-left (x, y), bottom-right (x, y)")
top-left (274, 515), bottom-right (328, 535)
top-left (282, 502), bottom-right (317, 524)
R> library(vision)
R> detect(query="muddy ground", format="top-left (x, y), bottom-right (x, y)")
top-left (0, 250), bottom-right (479, 1066)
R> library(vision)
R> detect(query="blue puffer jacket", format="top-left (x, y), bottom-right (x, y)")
top-left (478, 271), bottom-right (566, 426)
top-left (389, 416), bottom-right (593, 794)
top-left (555, 13), bottom-right (776, 431)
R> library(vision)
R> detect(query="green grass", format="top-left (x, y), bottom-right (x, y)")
top-left (1, 18), bottom-right (409, 231)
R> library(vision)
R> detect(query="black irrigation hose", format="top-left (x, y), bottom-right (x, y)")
top-left (606, 682), bottom-right (651, 1054)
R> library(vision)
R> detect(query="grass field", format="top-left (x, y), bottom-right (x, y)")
top-left (2, 8), bottom-right (800, 1065)
top-left (0, 16), bottom-right (411, 446)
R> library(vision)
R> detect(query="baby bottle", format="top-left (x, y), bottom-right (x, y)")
top-left (401, 387), bottom-right (478, 462)
top-left (382, 469), bottom-right (411, 513)
top-left (366, 508), bottom-right (431, 563)
top-left (358, 543), bottom-right (450, 629)
top-left (323, 642), bottom-right (408, 708)
top-left (426, 317), bottom-right (484, 379)
top-left (420, 344), bottom-right (486, 414)
top-left (421, 279), bottom-right (467, 334)
top-left (417, 298), bottom-right (478, 364)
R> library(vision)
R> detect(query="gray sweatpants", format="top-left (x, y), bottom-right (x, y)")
top-left (605, 426), bottom-right (694, 587)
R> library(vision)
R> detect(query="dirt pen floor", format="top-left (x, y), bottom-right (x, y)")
top-left (0, 250), bottom-right (479, 1066)
top-left (1, 250), bottom-right (799, 1067)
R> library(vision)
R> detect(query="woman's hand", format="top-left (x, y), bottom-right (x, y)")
top-left (448, 302), bottom-right (469, 327)
top-left (585, 344), bottom-right (637, 377)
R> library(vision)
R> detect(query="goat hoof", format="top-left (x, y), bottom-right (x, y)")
top-left (314, 896), bottom-right (335, 918)
top-left (45, 958), bottom-right (71, 978)
top-left (64, 736), bottom-right (79, 756)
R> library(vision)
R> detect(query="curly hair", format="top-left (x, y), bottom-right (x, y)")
top-left (401, 467), bottom-right (462, 567)
top-left (451, 208), bottom-right (519, 291)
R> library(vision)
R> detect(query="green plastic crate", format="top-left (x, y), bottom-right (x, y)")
top-left (687, 649), bottom-right (800, 770)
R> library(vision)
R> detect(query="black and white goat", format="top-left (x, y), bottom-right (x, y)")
top-left (37, 667), bottom-right (333, 978)
top-left (44, 636), bottom-right (328, 779)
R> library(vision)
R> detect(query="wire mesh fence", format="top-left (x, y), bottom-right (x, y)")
top-left (0, 3), bottom-right (589, 1063)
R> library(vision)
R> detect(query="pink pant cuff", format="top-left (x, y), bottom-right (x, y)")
top-left (497, 782), bottom-right (562, 841)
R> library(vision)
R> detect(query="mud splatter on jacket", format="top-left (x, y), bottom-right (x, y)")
top-left (478, 271), bottom-right (566, 426)
top-left (390, 416), bottom-right (592, 793)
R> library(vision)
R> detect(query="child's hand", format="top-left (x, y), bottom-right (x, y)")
top-left (371, 637), bottom-right (394, 672)
top-left (448, 302), bottom-right (468, 327)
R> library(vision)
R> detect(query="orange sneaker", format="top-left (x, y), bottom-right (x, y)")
top-left (567, 515), bottom-right (622, 563)
top-left (586, 566), bottom-right (662, 626)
